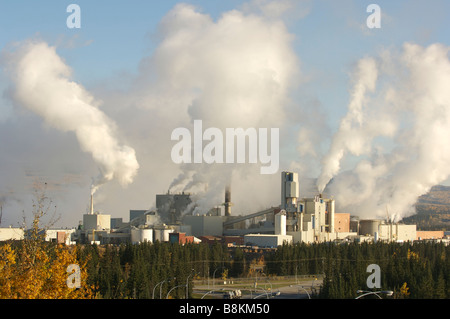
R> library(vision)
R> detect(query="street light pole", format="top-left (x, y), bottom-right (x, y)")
top-left (153, 277), bottom-right (175, 299)
top-left (186, 269), bottom-right (195, 299)
top-left (161, 277), bottom-right (175, 299)
top-left (297, 286), bottom-right (311, 299)
top-left (152, 279), bottom-right (165, 299)
top-left (212, 266), bottom-right (225, 290)
top-left (260, 272), bottom-right (272, 293)
top-left (166, 284), bottom-right (186, 299)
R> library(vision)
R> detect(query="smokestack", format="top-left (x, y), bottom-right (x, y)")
top-left (224, 186), bottom-right (232, 217)
top-left (90, 194), bottom-right (94, 215)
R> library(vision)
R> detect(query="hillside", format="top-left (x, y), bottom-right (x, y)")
top-left (404, 185), bottom-right (450, 230)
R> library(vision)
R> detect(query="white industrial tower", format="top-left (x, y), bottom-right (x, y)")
top-left (281, 171), bottom-right (302, 232)
top-left (281, 171), bottom-right (299, 211)
top-left (280, 171), bottom-right (337, 243)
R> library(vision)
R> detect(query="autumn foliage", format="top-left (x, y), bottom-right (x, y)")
top-left (0, 239), bottom-right (94, 299)
top-left (0, 183), bottom-right (94, 299)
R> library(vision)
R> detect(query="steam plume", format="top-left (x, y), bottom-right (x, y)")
top-left (317, 57), bottom-right (378, 193)
top-left (143, 3), bottom-right (300, 213)
top-left (318, 43), bottom-right (450, 222)
top-left (3, 41), bottom-right (139, 195)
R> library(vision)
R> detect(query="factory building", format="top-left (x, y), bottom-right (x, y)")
top-left (129, 210), bottom-right (148, 221)
top-left (277, 171), bottom-right (356, 243)
top-left (153, 224), bottom-right (175, 242)
top-left (83, 213), bottom-right (111, 231)
top-left (74, 194), bottom-right (112, 244)
top-left (0, 227), bottom-right (24, 241)
top-left (68, 170), bottom-right (421, 246)
top-left (417, 231), bottom-right (446, 240)
top-left (140, 171), bottom-right (391, 246)
top-left (182, 214), bottom-right (223, 237)
top-left (379, 223), bottom-right (416, 242)
top-left (244, 233), bottom-right (292, 248)
top-left (335, 213), bottom-right (350, 232)
top-left (45, 229), bottom-right (77, 245)
top-left (355, 219), bottom-right (417, 243)
top-left (199, 235), bottom-right (244, 246)
top-left (156, 191), bottom-right (193, 224)
top-left (0, 227), bottom-right (77, 244)
top-left (243, 211), bottom-right (293, 247)
top-left (169, 232), bottom-right (201, 245)
top-left (275, 171), bottom-right (420, 244)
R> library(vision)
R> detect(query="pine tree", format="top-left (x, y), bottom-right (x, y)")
top-left (231, 246), bottom-right (245, 277)
top-left (434, 269), bottom-right (446, 299)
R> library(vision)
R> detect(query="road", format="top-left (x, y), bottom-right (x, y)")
top-left (193, 277), bottom-right (322, 300)
top-left (255, 278), bottom-right (321, 299)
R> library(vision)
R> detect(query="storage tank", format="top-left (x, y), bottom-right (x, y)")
top-left (163, 228), bottom-right (174, 241)
top-left (153, 228), bottom-right (163, 242)
top-left (275, 211), bottom-right (286, 235)
top-left (153, 226), bottom-right (174, 242)
top-left (131, 227), bottom-right (153, 244)
top-left (359, 219), bottom-right (382, 236)
top-left (350, 216), bottom-right (360, 233)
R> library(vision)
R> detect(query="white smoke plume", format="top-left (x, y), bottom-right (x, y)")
top-left (316, 57), bottom-right (378, 193)
top-left (137, 3), bottom-right (301, 214)
top-left (319, 43), bottom-right (450, 222)
top-left (3, 41), bottom-right (139, 196)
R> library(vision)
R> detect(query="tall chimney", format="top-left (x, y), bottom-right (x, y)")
top-left (90, 194), bottom-right (94, 215)
top-left (224, 186), bottom-right (232, 217)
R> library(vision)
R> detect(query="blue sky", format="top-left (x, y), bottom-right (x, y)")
top-left (1, 0), bottom-right (449, 114)
top-left (1, 0), bottom-right (450, 227)
top-left (2, 1), bottom-right (448, 87)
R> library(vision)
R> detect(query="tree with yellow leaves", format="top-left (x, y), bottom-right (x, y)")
top-left (0, 183), bottom-right (95, 299)
top-left (0, 241), bottom-right (94, 299)
top-left (398, 282), bottom-right (410, 299)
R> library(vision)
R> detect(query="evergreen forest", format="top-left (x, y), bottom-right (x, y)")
top-left (75, 240), bottom-right (450, 299)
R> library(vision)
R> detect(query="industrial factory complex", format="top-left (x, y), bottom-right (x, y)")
top-left (1, 171), bottom-right (449, 246)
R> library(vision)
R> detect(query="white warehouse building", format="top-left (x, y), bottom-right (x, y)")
top-left (244, 210), bottom-right (293, 247)
top-left (0, 227), bottom-right (24, 241)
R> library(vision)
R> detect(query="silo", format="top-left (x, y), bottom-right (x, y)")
top-left (359, 219), bottom-right (381, 236)
top-left (163, 228), bottom-right (174, 241)
top-left (131, 228), bottom-right (140, 244)
top-left (153, 226), bottom-right (174, 242)
top-left (275, 211), bottom-right (286, 235)
top-left (153, 227), bottom-right (163, 242)
top-left (131, 227), bottom-right (153, 244)
top-left (350, 216), bottom-right (360, 233)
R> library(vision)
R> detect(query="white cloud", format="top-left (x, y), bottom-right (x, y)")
top-left (322, 43), bottom-right (450, 221)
